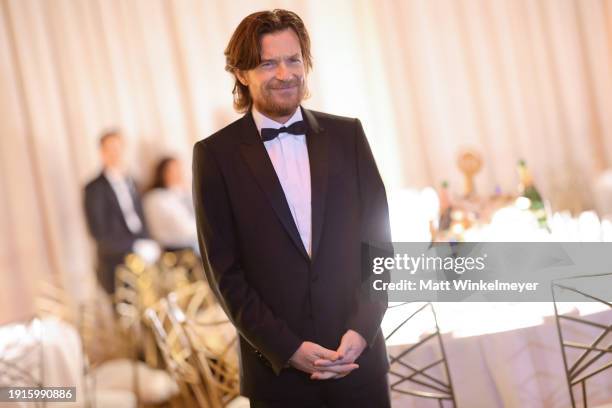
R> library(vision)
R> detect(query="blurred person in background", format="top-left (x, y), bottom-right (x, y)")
top-left (143, 156), bottom-right (199, 253)
top-left (83, 130), bottom-right (158, 294)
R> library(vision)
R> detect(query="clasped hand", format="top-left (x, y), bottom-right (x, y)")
top-left (289, 330), bottom-right (366, 380)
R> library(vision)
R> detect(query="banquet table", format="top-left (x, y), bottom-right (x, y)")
top-left (383, 189), bottom-right (612, 407)
top-left (383, 302), bottom-right (612, 408)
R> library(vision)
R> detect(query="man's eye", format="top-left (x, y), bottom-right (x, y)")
top-left (290, 58), bottom-right (302, 64)
top-left (260, 61), bottom-right (274, 68)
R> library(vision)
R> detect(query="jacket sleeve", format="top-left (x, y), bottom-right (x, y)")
top-left (84, 184), bottom-right (135, 255)
top-left (192, 140), bottom-right (303, 375)
top-left (345, 118), bottom-right (392, 346)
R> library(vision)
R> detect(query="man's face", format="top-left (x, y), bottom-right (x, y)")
top-left (100, 134), bottom-right (125, 170)
top-left (164, 159), bottom-right (184, 188)
top-left (238, 28), bottom-right (306, 121)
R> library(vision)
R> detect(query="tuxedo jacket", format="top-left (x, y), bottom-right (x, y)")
top-left (192, 107), bottom-right (391, 399)
top-left (83, 172), bottom-right (149, 293)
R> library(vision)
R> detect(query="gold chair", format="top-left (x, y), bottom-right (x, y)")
top-left (385, 302), bottom-right (457, 407)
top-left (167, 289), bottom-right (240, 407)
top-left (114, 255), bottom-right (163, 368)
top-left (118, 252), bottom-right (238, 406)
top-left (144, 299), bottom-right (212, 408)
top-left (159, 249), bottom-right (205, 288)
top-left (167, 281), bottom-right (221, 324)
top-left (552, 273), bottom-right (612, 408)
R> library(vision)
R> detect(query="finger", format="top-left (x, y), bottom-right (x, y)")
top-left (314, 363), bottom-right (359, 374)
top-left (314, 349), bottom-right (357, 367)
top-left (313, 345), bottom-right (341, 362)
top-left (310, 371), bottom-right (339, 380)
top-left (337, 341), bottom-right (350, 356)
top-left (313, 356), bottom-right (353, 367)
top-left (313, 358), bottom-right (341, 367)
top-left (333, 372), bottom-right (350, 380)
top-left (310, 364), bottom-right (359, 380)
top-left (337, 336), bottom-right (356, 360)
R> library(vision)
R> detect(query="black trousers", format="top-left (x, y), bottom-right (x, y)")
top-left (250, 373), bottom-right (391, 408)
top-left (96, 248), bottom-right (133, 294)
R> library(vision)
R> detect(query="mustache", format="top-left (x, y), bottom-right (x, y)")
top-left (267, 77), bottom-right (302, 90)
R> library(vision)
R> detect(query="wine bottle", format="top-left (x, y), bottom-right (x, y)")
top-left (517, 159), bottom-right (548, 228)
top-left (438, 180), bottom-right (452, 231)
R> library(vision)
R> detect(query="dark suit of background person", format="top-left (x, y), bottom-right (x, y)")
top-left (192, 106), bottom-right (392, 403)
top-left (83, 131), bottom-right (149, 294)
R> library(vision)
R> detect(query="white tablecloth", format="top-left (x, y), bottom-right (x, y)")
top-left (0, 317), bottom-right (85, 408)
top-left (384, 303), bottom-right (612, 407)
top-left (0, 317), bottom-right (179, 408)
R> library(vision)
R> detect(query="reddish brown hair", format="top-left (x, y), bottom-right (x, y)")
top-left (224, 9), bottom-right (313, 112)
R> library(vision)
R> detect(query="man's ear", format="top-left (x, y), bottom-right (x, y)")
top-left (235, 70), bottom-right (249, 87)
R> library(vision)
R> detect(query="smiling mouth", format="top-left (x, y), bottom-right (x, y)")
top-left (271, 85), bottom-right (297, 90)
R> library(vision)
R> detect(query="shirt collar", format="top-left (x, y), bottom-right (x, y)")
top-left (103, 168), bottom-right (127, 184)
top-left (251, 106), bottom-right (304, 138)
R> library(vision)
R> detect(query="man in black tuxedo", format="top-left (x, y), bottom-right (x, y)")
top-left (193, 9), bottom-right (391, 408)
top-left (83, 130), bottom-right (151, 294)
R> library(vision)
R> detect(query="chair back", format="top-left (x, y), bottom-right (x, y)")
top-left (552, 273), bottom-right (612, 408)
top-left (385, 302), bottom-right (457, 408)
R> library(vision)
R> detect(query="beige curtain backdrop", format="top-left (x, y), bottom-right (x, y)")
top-left (1, 0), bottom-right (612, 323)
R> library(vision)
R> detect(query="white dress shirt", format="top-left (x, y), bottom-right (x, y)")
top-left (252, 107), bottom-right (312, 257)
top-left (143, 187), bottom-right (198, 251)
top-left (103, 169), bottom-right (143, 234)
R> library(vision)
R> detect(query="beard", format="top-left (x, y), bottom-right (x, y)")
top-left (253, 76), bottom-right (306, 119)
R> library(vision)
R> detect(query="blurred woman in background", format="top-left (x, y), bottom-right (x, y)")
top-left (143, 157), bottom-right (199, 253)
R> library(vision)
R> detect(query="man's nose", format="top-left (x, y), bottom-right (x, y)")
top-left (275, 62), bottom-right (291, 80)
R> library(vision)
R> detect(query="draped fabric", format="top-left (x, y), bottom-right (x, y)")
top-left (1, 0), bottom-right (612, 323)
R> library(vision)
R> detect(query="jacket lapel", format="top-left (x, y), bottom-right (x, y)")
top-left (99, 173), bottom-right (132, 233)
top-left (239, 111), bottom-right (310, 261)
top-left (302, 108), bottom-right (328, 262)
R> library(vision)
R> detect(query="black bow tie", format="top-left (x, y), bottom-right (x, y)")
top-left (261, 120), bottom-right (307, 142)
